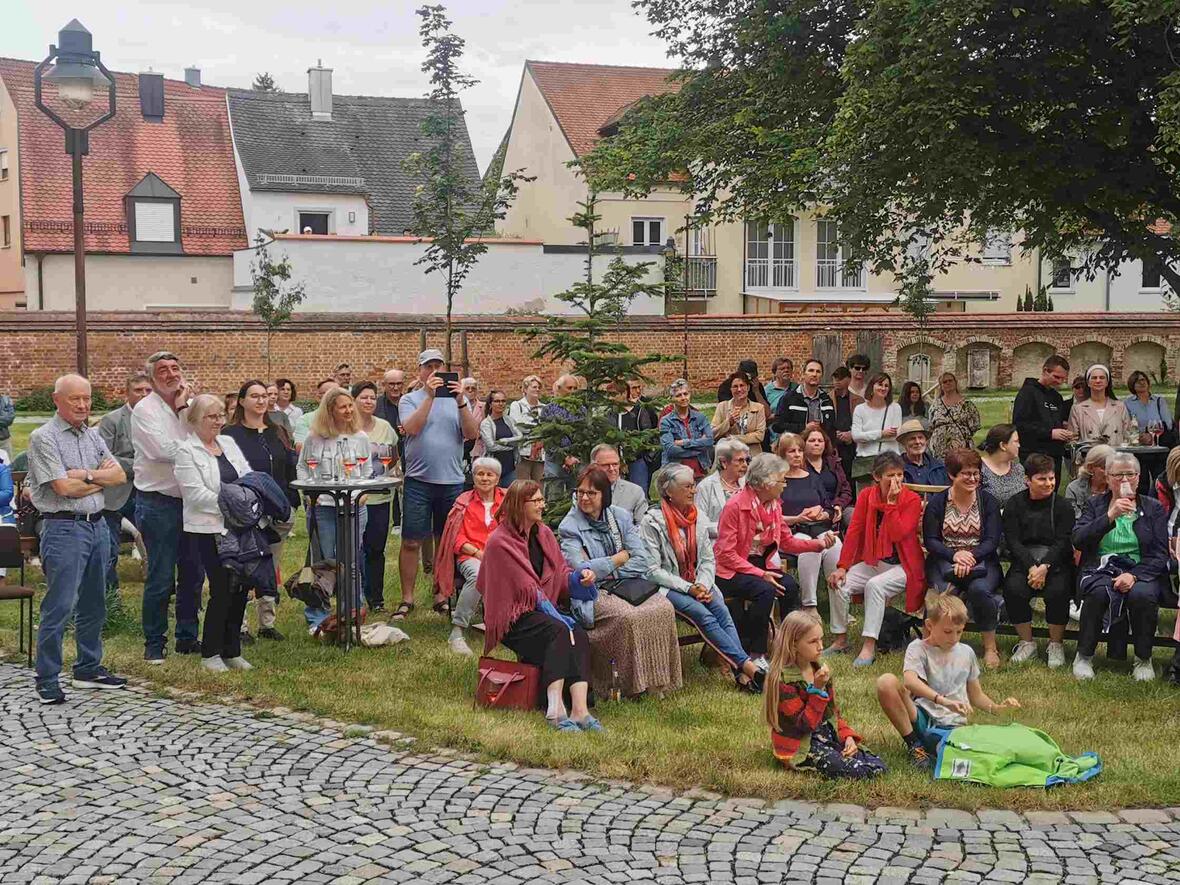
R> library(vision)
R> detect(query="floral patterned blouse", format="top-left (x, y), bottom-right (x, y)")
top-left (928, 396), bottom-right (982, 458)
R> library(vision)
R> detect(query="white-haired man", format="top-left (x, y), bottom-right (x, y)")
top-left (590, 443), bottom-right (649, 524)
top-left (27, 374), bottom-right (127, 704)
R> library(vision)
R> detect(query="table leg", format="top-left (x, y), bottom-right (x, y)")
top-left (337, 491), bottom-right (354, 652)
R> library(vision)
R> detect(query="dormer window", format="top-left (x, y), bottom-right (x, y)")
top-left (125, 172), bottom-right (182, 254)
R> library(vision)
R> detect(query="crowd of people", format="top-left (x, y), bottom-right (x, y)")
top-left (19, 346), bottom-right (1180, 780)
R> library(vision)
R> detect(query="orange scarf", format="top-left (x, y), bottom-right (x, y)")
top-left (661, 499), bottom-right (699, 583)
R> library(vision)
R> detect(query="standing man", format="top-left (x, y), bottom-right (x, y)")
top-left (0, 389), bottom-right (15, 457)
top-left (830, 366), bottom-right (863, 483)
top-left (27, 374), bottom-right (127, 704)
top-left (590, 444), bottom-right (649, 524)
top-left (132, 351), bottom-right (203, 663)
top-left (764, 358), bottom-right (797, 414)
top-left (396, 349), bottom-right (478, 619)
top-left (334, 363), bottom-right (353, 390)
top-left (375, 368), bottom-right (407, 526)
top-left (99, 373), bottom-right (152, 596)
top-left (616, 379), bottom-right (660, 496)
top-left (846, 354), bottom-right (871, 399)
top-left (542, 374), bottom-right (583, 499)
top-left (772, 358), bottom-right (835, 437)
top-left (1013, 354), bottom-right (1074, 480)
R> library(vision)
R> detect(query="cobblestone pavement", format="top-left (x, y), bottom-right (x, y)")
top-left (1, 664), bottom-right (1179, 884)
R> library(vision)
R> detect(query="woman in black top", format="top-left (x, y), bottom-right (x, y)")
top-left (225, 379), bottom-right (298, 642)
top-left (1002, 453), bottom-right (1076, 668)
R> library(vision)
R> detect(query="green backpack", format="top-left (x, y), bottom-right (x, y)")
top-left (934, 723), bottom-right (1102, 788)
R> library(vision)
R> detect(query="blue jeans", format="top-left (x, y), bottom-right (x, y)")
top-left (627, 459), bottom-right (652, 500)
top-left (926, 558), bottom-right (1003, 631)
top-left (103, 493), bottom-right (136, 591)
top-left (36, 518), bottom-right (110, 689)
top-left (306, 502), bottom-right (367, 628)
top-left (137, 491), bottom-right (204, 652)
top-left (667, 586), bottom-right (749, 667)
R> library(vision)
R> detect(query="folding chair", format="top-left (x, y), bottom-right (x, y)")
top-left (0, 524), bottom-right (35, 667)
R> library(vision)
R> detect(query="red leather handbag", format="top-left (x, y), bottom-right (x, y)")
top-left (475, 657), bottom-right (541, 711)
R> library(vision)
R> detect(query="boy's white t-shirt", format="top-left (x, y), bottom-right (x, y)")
top-left (903, 637), bottom-right (979, 727)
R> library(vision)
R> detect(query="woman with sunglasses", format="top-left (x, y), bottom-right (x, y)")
top-left (479, 389), bottom-right (522, 487)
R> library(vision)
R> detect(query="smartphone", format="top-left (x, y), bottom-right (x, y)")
top-left (434, 371), bottom-right (460, 397)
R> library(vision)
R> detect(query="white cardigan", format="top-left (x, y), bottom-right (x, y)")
top-left (851, 401), bottom-right (903, 457)
top-left (174, 433), bottom-right (253, 533)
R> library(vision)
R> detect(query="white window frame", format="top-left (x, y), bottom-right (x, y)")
top-left (132, 201), bottom-right (176, 243)
top-left (630, 216), bottom-right (665, 247)
top-left (1141, 261), bottom-right (1164, 292)
top-left (744, 219), bottom-right (797, 290)
top-left (0, 150), bottom-right (8, 181)
top-left (981, 230), bottom-right (1012, 265)
top-left (1, 215), bottom-right (10, 248)
top-left (296, 208), bottom-right (334, 235)
top-left (1048, 258), bottom-right (1073, 291)
top-left (816, 219), bottom-right (864, 289)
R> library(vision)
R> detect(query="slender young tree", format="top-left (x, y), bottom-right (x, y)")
top-left (405, 4), bottom-right (531, 365)
top-left (250, 235), bottom-right (306, 379)
top-left (251, 72), bottom-right (277, 92)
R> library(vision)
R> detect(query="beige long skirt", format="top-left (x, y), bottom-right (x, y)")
top-left (588, 593), bottom-right (682, 697)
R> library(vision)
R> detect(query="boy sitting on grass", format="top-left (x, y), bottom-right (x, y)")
top-left (876, 592), bottom-right (1021, 770)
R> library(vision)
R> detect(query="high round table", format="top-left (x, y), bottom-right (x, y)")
top-left (290, 475), bottom-right (401, 651)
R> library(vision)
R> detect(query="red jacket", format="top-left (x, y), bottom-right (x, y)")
top-left (432, 488), bottom-right (505, 599)
top-left (838, 484), bottom-right (925, 612)
top-left (715, 485), bottom-right (823, 579)
top-left (770, 674), bottom-right (861, 766)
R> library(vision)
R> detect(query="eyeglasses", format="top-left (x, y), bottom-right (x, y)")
top-left (1108, 471), bottom-right (1138, 479)
top-left (491, 398), bottom-right (507, 404)
top-left (575, 489), bottom-right (601, 497)
top-left (956, 471), bottom-right (981, 480)
top-left (851, 365), bottom-right (868, 371)
top-left (730, 456), bottom-right (751, 464)
top-left (526, 497), bottom-right (545, 505)
top-left (147, 351), bottom-right (180, 365)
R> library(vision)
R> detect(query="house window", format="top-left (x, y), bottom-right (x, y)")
top-left (0, 150), bottom-right (8, 181)
top-left (631, 217), bottom-right (664, 247)
top-left (299, 211), bottom-right (330, 235)
top-left (745, 220), bottom-right (796, 288)
top-left (1142, 261), bottom-right (1163, 290)
top-left (1, 215), bottom-right (9, 248)
top-left (816, 219), bottom-right (864, 288)
top-left (1049, 258), bottom-right (1072, 289)
top-left (981, 230), bottom-right (1011, 265)
top-left (125, 172), bottom-right (182, 254)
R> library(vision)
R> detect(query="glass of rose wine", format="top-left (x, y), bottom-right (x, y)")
top-left (356, 445), bottom-right (370, 477)
top-left (305, 442), bottom-right (321, 478)
top-left (377, 444), bottom-right (394, 475)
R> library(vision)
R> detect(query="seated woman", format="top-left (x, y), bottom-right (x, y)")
top-left (559, 466), bottom-right (682, 697)
top-left (1003, 454), bottom-right (1076, 668)
top-left (775, 433), bottom-right (843, 614)
top-left (714, 453), bottom-right (835, 667)
top-left (434, 457), bottom-right (507, 656)
top-left (825, 452), bottom-right (925, 666)
top-left (696, 438), bottom-right (749, 538)
top-left (640, 464), bottom-right (763, 693)
top-left (922, 447), bottom-right (1004, 668)
top-left (1065, 444), bottom-right (1113, 518)
top-left (479, 480), bottom-right (602, 732)
top-left (801, 422), bottom-right (853, 522)
top-left (1072, 451), bottom-right (1171, 683)
top-left (979, 424), bottom-right (1026, 508)
top-left (711, 371), bottom-right (767, 449)
top-left (174, 394), bottom-right (255, 673)
top-left (1067, 364), bottom-right (1139, 453)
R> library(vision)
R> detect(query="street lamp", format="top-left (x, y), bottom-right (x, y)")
top-left (662, 235), bottom-right (689, 378)
top-left (34, 20), bottom-right (116, 376)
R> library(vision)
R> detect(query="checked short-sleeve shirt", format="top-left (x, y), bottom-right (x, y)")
top-left (27, 414), bottom-right (113, 515)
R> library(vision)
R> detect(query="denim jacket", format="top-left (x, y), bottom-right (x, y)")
top-left (659, 409), bottom-right (714, 473)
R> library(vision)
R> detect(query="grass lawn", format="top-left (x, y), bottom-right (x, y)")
top-left (2, 511), bottom-right (1178, 814)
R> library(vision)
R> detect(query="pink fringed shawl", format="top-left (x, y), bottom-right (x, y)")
top-left (478, 520), bottom-right (572, 653)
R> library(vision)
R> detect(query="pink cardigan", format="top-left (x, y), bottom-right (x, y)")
top-left (714, 485), bottom-right (823, 579)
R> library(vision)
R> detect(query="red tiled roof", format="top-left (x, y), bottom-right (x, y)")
top-left (526, 60), bottom-right (680, 157)
top-left (0, 58), bottom-right (246, 255)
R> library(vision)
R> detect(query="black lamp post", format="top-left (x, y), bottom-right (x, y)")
top-left (34, 19), bottom-right (116, 376)
top-left (662, 235), bottom-right (689, 378)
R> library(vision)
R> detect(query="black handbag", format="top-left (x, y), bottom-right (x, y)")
top-left (600, 577), bottom-right (660, 607)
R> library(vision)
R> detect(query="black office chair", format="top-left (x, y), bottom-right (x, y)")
top-left (0, 524), bottom-right (34, 667)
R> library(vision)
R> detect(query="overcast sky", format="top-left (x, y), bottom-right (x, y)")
top-left (6, 1), bottom-right (675, 172)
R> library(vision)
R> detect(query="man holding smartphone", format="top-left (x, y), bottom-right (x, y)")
top-left (395, 349), bottom-right (479, 620)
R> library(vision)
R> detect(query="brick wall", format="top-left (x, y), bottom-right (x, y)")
top-left (2, 310), bottom-right (1178, 398)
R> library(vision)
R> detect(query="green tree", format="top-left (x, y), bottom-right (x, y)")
top-left (251, 72), bottom-right (277, 92)
top-left (250, 235), bottom-right (306, 380)
top-left (524, 197), bottom-right (673, 519)
top-left (404, 4), bottom-right (532, 366)
top-left (583, 0), bottom-right (1180, 293)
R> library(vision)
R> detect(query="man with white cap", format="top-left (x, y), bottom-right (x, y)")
top-left (395, 349), bottom-right (479, 619)
top-left (897, 419), bottom-right (948, 487)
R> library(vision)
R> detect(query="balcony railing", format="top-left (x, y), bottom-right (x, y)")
top-left (817, 258), bottom-right (865, 288)
top-left (745, 257), bottom-right (796, 289)
top-left (685, 256), bottom-right (717, 296)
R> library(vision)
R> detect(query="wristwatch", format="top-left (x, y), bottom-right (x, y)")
top-left (85, 471), bottom-right (94, 483)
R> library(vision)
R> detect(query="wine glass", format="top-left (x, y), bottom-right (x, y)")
top-left (377, 443), bottom-right (394, 475)
top-left (1148, 421), bottom-right (1162, 448)
top-left (305, 442), bottom-right (321, 478)
top-left (356, 444), bottom-right (370, 477)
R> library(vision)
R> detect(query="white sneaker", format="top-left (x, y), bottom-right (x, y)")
top-left (448, 636), bottom-right (473, 656)
top-left (753, 656), bottom-right (769, 673)
top-left (201, 656), bottom-right (229, 673)
top-left (1073, 654), bottom-right (1094, 680)
top-left (1068, 601), bottom-right (1082, 623)
top-left (1010, 640), bottom-right (1038, 663)
top-left (1047, 642), bottom-right (1066, 669)
top-left (1133, 658), bottom-right (1155, 682)
top-left (224, 656), bottom-right (253, 671)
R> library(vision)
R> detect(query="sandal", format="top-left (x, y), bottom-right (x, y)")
top-left (851, 655), bottom-right (876, 668)
top-left (548, 717), bottom-right (581, 733)
top-left (575, 716), bottom-right (605, 733)
top-left (432, 599), bottom-right (449, 615)
top-left (391, 602), bottom-right (414, 621)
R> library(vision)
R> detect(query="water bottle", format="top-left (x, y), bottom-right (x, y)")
top-left (609, 658), bottom-right (621, 703)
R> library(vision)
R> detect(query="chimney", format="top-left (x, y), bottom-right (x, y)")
top-left (184, 66), bottom-right (201, 88)
top-left (308, 60), bottom-right (332, 120)
top-left (139, 70), bottom-right (164, 122)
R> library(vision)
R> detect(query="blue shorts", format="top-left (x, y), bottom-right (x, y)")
top-left (913, 706), bottom-right (953, 752)
top-left (401, 477), bottom-right (464, 542)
